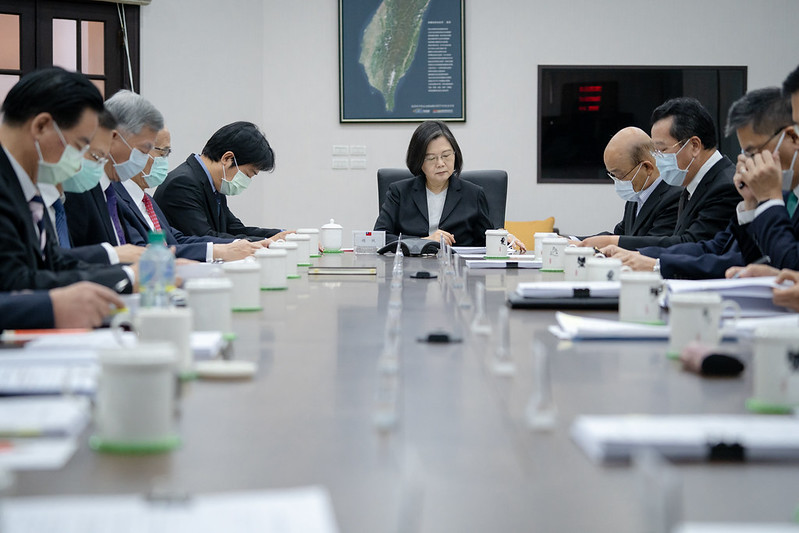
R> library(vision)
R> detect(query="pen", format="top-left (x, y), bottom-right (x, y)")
top-left (731, 255), bottom-right (771, 279)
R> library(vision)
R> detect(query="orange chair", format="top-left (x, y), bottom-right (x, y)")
top-left (504, 218), bottom-right (556, 251)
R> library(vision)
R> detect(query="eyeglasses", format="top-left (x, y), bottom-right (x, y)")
top-left (652, 139), bottom-right (687, 157)
top-left (87, 150), bottom-right (108, 166)
top-left (153, 146), bottom-right (172, 157)
top-left (606, 161), bottom-right (642, 181)
top-left (424, 151), bottom-right (455, 164)
top-left (740, 127), bottom-right (788, 158)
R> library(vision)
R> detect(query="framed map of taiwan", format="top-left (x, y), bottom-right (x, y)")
top-left (339, 0), bottom-right (465, 123)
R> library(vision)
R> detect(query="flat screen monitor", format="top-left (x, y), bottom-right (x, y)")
top-left (537, 65), bottom-right (747, 184)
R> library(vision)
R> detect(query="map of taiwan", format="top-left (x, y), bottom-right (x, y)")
top-left (359, 0), bottom-right (431, 112)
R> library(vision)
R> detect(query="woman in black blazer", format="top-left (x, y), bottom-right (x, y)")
top-left (374, 121), bottom-right (492, 246)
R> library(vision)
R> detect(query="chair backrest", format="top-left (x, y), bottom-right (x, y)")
top-left (376, 168), bottom-right (508, 230)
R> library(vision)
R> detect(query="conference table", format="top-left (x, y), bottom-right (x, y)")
top-left (13, 252), bottom-right (799, 532)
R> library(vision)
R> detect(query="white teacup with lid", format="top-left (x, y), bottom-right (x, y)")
top-left (184, 277), bottom-right (233, 333)
top-left (221, 260), bottom-right (262, 312)
top-left (286, 233), bottom-right (312, 266)
top-left (321, 219), bottom-right (343, 253)
top-left (255, 248), bottom-right (288, 290)
top-left (269, 240), bottom-right (300, 279)
top-left (297, 228), bottom-right (321, 257)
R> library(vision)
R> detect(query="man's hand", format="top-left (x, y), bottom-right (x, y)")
top-left (507, 233), bottom-right (527, 253)
top-left (255, 239), bottom-right (273, 248)
top-left (773, 269), bottom-right (799, 311)
top-left (50, 281), bottom-right (124, 328)
top-left (580, 235), bottom-right (619, 249)
top-left (733, 155), bottom-right (759, 211)
top-left (737, 150), bottom-right (783, 203)
top-left (213, 240), bottom-right (261, 261)
top-left (724, 264), bottom-right (780, 279)
top-left (114, 244), bottom-right (146, 263)
top-left (425, 229), bottom-right (455, 246)
top-left (271, 230), bottom-right (295, 241)
top-left (599, 244), bottom-right (623, 257)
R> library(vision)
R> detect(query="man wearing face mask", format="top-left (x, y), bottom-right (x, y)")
top-left (116, 128), bottom-right (266, 261)
top-left (39, 109), bottom-right (145, 265)
top-left (0, 67), bottom-right (134, 292)
top-left (64, 90), bottom-right (162, 249)
top-left (578, 127), bottom-right (680, 248)
top-left (154, 121), bottom-right (292, 241)
top-left (730, 65), bottom-right (799, 270)
top-left (603, 88), bottom-right (795, 278)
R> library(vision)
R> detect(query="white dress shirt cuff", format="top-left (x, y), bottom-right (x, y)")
top-left (101, 242), bottom-right (120, 264)
top-left (206, 243), bottom-right (214, 263)
top-left (736, 201), bottom-right (756, 225)
top-left (754, 199), bottom-right (785, 219)
top-left (121, 265), bottom-right (136, 287)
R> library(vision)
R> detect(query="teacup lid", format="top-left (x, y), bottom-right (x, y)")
top-left (754, 326), bottom-right (799, 341)
top-left (269, 241), bottom-right (298, 250)
top-left (587, 256), bottom-right (621, 265)
top-left (254, 248), bottom-right (287, 257)
top-left (99, 341), bottom-right (177, 366)
top-left (542, 237), bottom-right (567, 244)
top-left (184, 277), bottom-right (233, 290)
top-left (296, 228), bottom-right (319, 234)
top-left (619, 271), bottom-right (662, 282)
top-left (485, 229), bottom-right (508, 235)
top-left (222, 261), bottom-right (261, 272)
top-left (534, 232), bottom-right (558, 238)
top-left (286, 233), bottom-right (310, 241)
top-left (564, 246), bottom-right (594, 255)
top-left (321, 219), bottom-right (342, 229)
top-left (669, 291), bottom-right (722, 304)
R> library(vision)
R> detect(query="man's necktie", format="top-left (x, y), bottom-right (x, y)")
top-left (52, 197), bottom-right (71, 249)
top-left (28, 195), bottom-right (47, 256)
top-left (142, 194), bottom-right (162, 231)
top-left (104, 186), bottom-right (127, 245)
top-left (677, 188), bottom-right (690, 217)
top-left (787, 191), bottom-right (798, 218)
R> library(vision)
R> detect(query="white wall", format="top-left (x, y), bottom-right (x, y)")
top-left (141, 0), bottom-right (799, 240)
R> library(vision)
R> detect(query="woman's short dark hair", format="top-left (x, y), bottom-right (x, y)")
top-left (1, 67), bottom-right (104, 128)
top-left (201, 121), bottom-right (275, 172)
top-left (406, 120), bottom-right (463, 177)
top-left (650, 97), bottom-right (717, 149)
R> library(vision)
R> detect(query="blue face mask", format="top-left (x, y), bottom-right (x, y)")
top-left (62, 158), bottom-right (105, 193)
top-left (143, 155), bottom-right (169, 188)
top-left (612, 162), bottom-right (646, 202)
top-left (655, 141), bottom-right (695, 187)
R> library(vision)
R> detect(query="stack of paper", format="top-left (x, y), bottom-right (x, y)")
top-left (548, 312), bottom-right (669, 340)
top-left (517, 281), bottom-right (620, 299)
top-left (665, 277), bottom-right (792, 317)
top-left (0, 396), bottom-right (90, 470)
top-left (571, 414), bottom-right (799, 463)
top-left (466, 257), bottom-right (542, 269)
top-left (3, 486), bottom-right (340, 533)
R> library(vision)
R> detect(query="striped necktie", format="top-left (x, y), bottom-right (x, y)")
top-left (142, 194), bottom-right (162, 231)
top-left (52, 197), bottom-right (71, 249)
top-left (104, 185), bottom-right (127, 245)
top-left (787, 191), bottom-right (798, 218)
top-left (28, 195), bottom-right (47, 256)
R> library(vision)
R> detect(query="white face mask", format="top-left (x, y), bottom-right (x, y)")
top-left (655, 141), bottom-right (695, 187)
top-left (612, 162), bottom-right (647, 202)
top-left (219, 157), bottom-right (251, 196)
top-left (35, 122), bottom-right (88, 185)
top-left (110, 134), bottom-right (149, 182)
top-left (773, 130), bottom-right (799, 191)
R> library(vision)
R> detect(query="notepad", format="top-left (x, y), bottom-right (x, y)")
top-left (0, 396), bottom-right (89, 438)
top-left (571, 414), bottom-right (799, 463)
top-left (466, 259), bottom-right (542, 269)
top-left (516, 281), bottom-right (620, 299)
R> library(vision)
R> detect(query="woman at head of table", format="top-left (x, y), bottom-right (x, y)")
top-left (374, 120), bottom-right (493, 247)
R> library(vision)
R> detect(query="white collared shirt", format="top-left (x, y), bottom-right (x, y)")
top-left (685, 150), bottom-right (722, 199)
top-left (636, 175), bottom-right (664, 215)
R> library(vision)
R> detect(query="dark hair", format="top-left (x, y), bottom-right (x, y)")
top-left (783, 64), bottom-right (799, 96)
top-left (1, 67), bottom-right (104, 128)
top-left (725, 87), bottom-right (792, 137)
top-left (406, 120), bottom-right (463, 177)
top-left (650, 97), bottom-right (717, 149)
top-left (98, 108), bottom-right (118, 131)
top-left (201, 121), bottom-right (275, 171)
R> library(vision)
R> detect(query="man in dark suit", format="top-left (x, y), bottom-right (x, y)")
top-left (117, 127), bottom-right (265, 261)
top-left (0, 67), bottom-right (134, 292)
top-left (65, 90), bottom-right (162, 260)
top-left (584, 98), bottom-right (740, 251)
top-left (602, 88), bottom-right (796, 278)
top-left (154, 121), bottom-right (291, 241)
top-left (578, 127), bottom-right (680, 245)
top-left (0, 282), bottom-right (123, 331)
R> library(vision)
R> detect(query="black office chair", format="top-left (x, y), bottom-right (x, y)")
top-left (376, 168), bottom-right (508, 230)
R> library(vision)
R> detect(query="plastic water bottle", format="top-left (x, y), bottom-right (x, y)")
top-left (138, 231), bottom-right (175, 308)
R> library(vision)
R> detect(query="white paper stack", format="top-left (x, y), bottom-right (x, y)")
top-left (571, 414), bottom-right (799, 463)
top-left (516, 281), bottom-right (620, 298)
top-left (665, 277), bottom-right (793, 317)
top-left (548, 312), bottom-right (669, 340)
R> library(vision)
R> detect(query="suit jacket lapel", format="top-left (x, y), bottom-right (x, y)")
top-left (92, 185), bottom-right (119, 243)
top-left (113, 182), bottom-right (149, 229)
top-left (631, 181), bottom-right (664, 234)
top-left (676, 157), bottom-right (730, 232)
top-left (439, 176), bottom-right (463, 227)
top-left (0, 147), bottom-right (42, 268)
top-left (188, 156), bottom-right (223, 232)
top-left (411, 177), bottom-right (429, 227)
